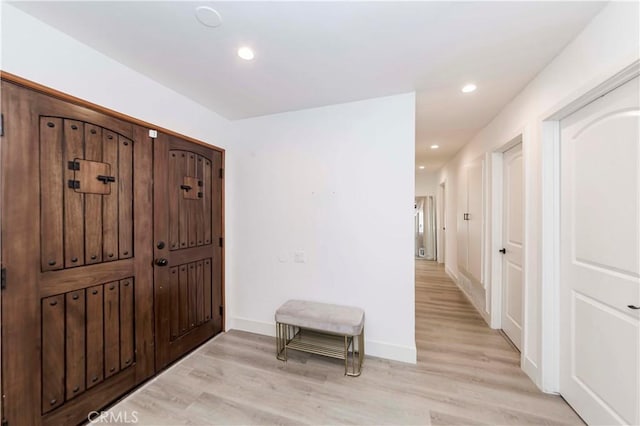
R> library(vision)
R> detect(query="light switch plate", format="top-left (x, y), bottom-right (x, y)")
top-left (294, 250), bottom-right (306, 263)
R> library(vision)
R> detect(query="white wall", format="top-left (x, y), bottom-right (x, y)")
top-left (0, 4), bottom-right (230, 147)
top-left (228, 94), bottom-right (417, 363)
top-left (1, 4), bottom-right (417, 365)
top-left (0, 7), bottom-right (232, 410)
top-left (415, 170), bottom-right (438, 197)
top-left (438, 1), bottom-right (640, 389)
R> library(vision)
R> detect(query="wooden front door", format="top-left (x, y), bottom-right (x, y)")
top-left (1, 81), bottom-right (155, 425)
top-left (153, 133), bottom-right (224, 370)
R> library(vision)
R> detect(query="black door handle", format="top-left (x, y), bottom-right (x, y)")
top-left (180, 184), bottom-right (192, 192)
top-left (628, 305), bottom-right (640, 310)
top-left (155, 258), bottom-right (169, 267)
top-left (499, 248), bottom-right (506, 254)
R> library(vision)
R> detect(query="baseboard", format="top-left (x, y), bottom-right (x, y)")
top-left (228, 316), bottom-right (417, 364)
top-left (449, 271), bottom-right (492, 327)
top-left (444, 265), bottom-right (458, 282)
top-left (228, 317), bottom-right (275, 337)
top-left (523, 354), bottom-right (543, 391)
top-left (366, 339), bottom-right (417, 364)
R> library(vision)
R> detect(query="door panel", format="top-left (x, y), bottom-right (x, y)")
top-left (560, 76), bottom-right (639, 425)
top-left (65, 289), bottom-right (86, 401)
top-left (41, 295), bottom-right (65, 414)
top-left (104, 282), bottom-right (121, 379)
top-left (154, 133), bottom-right (223, 370)
top-left (467, 162), bottom-right (483, 284)
top-left (63, 120), bottom-right (86, 269)
top-left (118, 137), bottom-right (134, 259)
top-left (102, 131), bottom-right (120, 262)
top-left (457, 160), bottom-right (484, 286)
top-left (501, 143), bottom-right (523, 350)
top-left (86, 285), bottom-right (104, 389)
top-left (1, 81), bottom-right (154, 425)
top-left (84, 124), bottom-right (104, 264)
top-left (39, 118), bottom-right (64, 272)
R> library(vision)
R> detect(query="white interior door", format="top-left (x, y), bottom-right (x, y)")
top-left (439, 183), bottom-right (445, 264)
top-left (467, 161), bottom-right (484, 284)
top-left (501, 143), bottom-right (524, 350)
top-left (560, 76), bottom-right (640, 426)
top-left (457, 168), bottom-right (469, 270)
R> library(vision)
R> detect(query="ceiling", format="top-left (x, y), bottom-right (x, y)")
top-left (11, 1), bottom-right (605, 172)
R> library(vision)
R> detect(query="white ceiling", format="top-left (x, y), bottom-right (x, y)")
top-left (12, 1), bottom-right (605, 172)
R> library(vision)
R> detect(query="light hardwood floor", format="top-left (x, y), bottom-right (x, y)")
top-left (106, 260), bottom-right (582, 425)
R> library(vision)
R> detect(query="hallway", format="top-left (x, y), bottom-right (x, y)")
top-left (415, 260), bottom-right (582, 424)
top-left (107, 261), bottom-right (583, 425)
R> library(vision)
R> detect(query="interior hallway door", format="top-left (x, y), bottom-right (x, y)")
top-left (560, 76), bottom-right (640, 425)
top-left (501, 143), bottom-right (524, 350)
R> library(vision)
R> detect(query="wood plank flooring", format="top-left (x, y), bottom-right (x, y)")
top-left (105, 260), bottom-right (582, 425)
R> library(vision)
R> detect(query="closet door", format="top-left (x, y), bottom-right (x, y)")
top-left (457, 159), bottom-right (484, 286)
top-left (153, 132), bottom-right (224, 370)
top-left (0, 82), bottom-right (155, 425)
top-left (457, 167), bottom-right (469, 270)
top-left (466, 161), bottom-right (484, 285)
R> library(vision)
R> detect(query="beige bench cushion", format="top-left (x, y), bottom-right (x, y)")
top-left (275, 299), bottom-right (364, 336)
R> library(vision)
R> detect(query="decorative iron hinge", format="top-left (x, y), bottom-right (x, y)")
top-left (1, 266), bottom-right (6, 290)
top-left (219, 237), bottom-right (224, 248)
top-left (219, 168), bottom-right (224, 179)
top-left (0, 113), bottom-right (4, 137)
top-left (219, 305), bottom-right (223, 316)
top-left (67, 160), bottom-right (80, 171)
top-left (68, 180), bottom-right (81, 189)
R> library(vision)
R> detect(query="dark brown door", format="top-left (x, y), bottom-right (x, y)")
top-left (153, 132), bottom-right (224, 370)
top-left (1, 81), bottom-right (155, 425)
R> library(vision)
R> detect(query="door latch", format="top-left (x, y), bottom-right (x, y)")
top-left (499, 248), bottom-right (506, 254)
top-left (97, 175), bottom-right (116, 184)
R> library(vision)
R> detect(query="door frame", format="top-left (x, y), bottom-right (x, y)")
top-left (539, 59), bottom-right (640, 394)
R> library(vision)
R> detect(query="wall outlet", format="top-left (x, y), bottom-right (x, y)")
top-left (277, 251), bottom-right (289, 263)
top-left (294, 250), bottom-right (306, 263)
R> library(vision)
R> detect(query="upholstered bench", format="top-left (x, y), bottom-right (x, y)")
top-left (275, 300), bottom-right (365, 376)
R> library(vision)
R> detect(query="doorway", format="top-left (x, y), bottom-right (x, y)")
top-left (558, 75), bottom-right (639, 425)
top-left (437, 182), bottom-right (446, 264)
top-left (0, 78), bottom-right (225, 425)
top-left (415, 196), bottom-right (436, 260)
top-left (500, 142), bottom-right (524, 351)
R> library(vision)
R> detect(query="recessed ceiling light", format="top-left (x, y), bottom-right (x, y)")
top-left (195, 6), bottom-right (222, 28)
top-left (461, 83), bottom-right (477, 93)
top-left (430, 145), bottom-right (439, 149)
top-left (419, 166), bottom-right (425, 170)
top-left (238, 46), bottom-right (255, 61)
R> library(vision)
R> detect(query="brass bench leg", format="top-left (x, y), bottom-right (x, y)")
top-left (276, 322), bottom-right (287, 361)
top-left (346, 327), bottom-right (364, 377)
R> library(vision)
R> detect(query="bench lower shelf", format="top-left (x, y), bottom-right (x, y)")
top-left (275, 323), bottom-right (364, 376)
